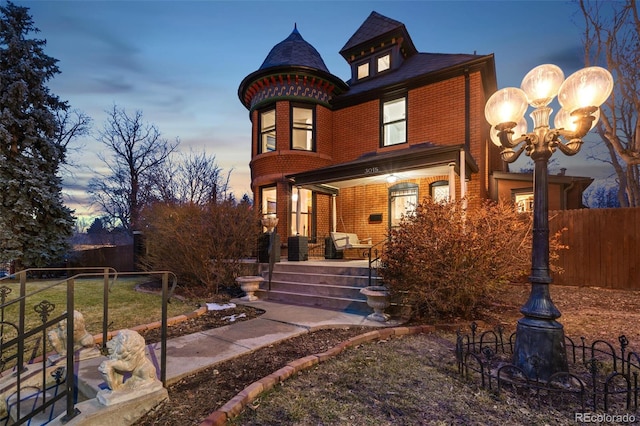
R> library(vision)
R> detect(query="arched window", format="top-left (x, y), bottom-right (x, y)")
top-left (430, 180), bottom-right (450, 203)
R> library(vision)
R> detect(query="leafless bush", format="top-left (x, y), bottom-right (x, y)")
top-left (140, 199), bottom-right (260, 297)
top-left (380, 198), bottom-right (566, 320)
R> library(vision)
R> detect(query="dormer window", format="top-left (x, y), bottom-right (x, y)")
top-left (354, 51), bottom-right (391, 82)
top-left (357, 62), bottom-right (370, 80)
top-left (377, 53), bottom-right (390, 73)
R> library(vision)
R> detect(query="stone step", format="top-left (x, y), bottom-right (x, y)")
top-left (263, 262), bottom-right (374, 277)
top-left (268, 271), bottom-right (375, 287)
top-left (258, 290), bottom-right (371, 314)
top-left (254, 261), bottom-right (384, 313)
top-left (265, 280), bottom-right (367, 300)
top-left (8, 386), bottom-right (65, 425)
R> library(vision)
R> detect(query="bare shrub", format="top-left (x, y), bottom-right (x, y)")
top-left (140, 199), bottom-right (260, 297)
top-left (380, 198), bottom-right (566, 320)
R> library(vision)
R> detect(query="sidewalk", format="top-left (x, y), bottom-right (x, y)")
top-left (157, 299), bottom-right (400, 385)
top-left (55, 300), bottom-right (411, 425)
top-left (75, 299), bottom-right (400, 394)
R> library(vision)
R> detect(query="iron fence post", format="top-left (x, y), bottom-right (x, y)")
top-left (62, 277), bottom-right (80, 422)
top-left (102, 268), bottom-right (109, 354)
top-left (161, 272), bottom-right (168, 386)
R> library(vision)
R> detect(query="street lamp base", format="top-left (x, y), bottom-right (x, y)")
top-left (513, 317), bottom-right (568, 381)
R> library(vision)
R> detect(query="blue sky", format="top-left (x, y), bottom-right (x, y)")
top-left (13, 0), bottom-right (611, 219)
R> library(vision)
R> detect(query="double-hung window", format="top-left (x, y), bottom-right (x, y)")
top-left (382, 97), bottom-right (406, 147)
top-left (261, 186), bottom-right (277, 216)
top-left (291, 188), bottom-right (314, 237)
top-left (259, 109), bottom-right (276, 153)
top-left (291, 105), bottom-right (314, 151)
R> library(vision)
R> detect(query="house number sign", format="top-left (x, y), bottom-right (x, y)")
top-left (364, 167), bottom-right (379, 174)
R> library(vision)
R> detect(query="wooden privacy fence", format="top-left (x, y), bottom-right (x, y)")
top-left (67, 244), bottom-right (135, 272)
top-left (549, 207), bottom-right (640, 289)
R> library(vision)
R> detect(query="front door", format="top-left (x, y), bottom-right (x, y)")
top-left (389, 183), bottom-right (418, 229)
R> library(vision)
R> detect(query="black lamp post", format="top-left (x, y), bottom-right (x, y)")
top-left (485, 64), bottom-right (613, 380)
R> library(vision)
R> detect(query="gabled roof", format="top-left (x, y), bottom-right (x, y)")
top-left (259, 25), bottom-right (329, 73)
top-left (339, 11), bottom-right (417, 59)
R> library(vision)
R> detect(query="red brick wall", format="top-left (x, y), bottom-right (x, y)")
top-left (410, 78), bottom-right (466, 144)
top-left (332, 176), bottom-right (454, 246)
top-left (332, 100), bottom-right (379, 163)
top-left (249, 70), bottom-right (497, 241)
top-left (316, 105), bottom-right (334, 159)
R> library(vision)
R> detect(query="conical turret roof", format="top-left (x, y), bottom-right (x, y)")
top-left (259, 25), bottom-right (329, 72)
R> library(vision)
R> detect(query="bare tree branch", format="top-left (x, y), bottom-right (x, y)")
top-left (579, 0), bottom-right (640, 206)
top-left (89, 105), bottom-right (179, 232)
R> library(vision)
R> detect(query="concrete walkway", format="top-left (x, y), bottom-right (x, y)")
top-left (54, 300), bottom-right (414, 425)
top-left (75, 300), bottom-right (400, 394)
top-left (158, 299), bottom-right (400, 384)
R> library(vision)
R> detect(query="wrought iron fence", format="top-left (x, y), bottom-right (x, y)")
top-left (0, 268), bottom-right (176, 425)
top-left (456, 322), bottom-right (640, 414)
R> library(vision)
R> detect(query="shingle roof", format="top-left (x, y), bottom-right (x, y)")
top-left (340, 52), bottom-right (484, 97)
top-left (259, 25), bottom-right (329, 73)
top-left (340, 11), bottom-right (404, 54)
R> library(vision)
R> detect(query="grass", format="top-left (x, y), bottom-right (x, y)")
top-left (230, 334), bottom-right (574, 426)
top-left (0, 275), bottom-right (197, 340)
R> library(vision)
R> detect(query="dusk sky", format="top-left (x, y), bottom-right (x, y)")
top-left (13, 0), bottom-right (613, 220)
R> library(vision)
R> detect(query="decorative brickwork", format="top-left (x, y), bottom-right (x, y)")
top-left (247, 76), bottom-right (335, 111)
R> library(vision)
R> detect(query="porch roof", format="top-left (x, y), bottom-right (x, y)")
top-left (286, 143), bottom-right (478, 193)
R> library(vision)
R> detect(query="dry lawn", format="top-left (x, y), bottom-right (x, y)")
top-left (228, 283), bottom-right (640, 426)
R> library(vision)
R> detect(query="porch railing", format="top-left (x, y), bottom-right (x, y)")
top-left (366, 240), bottom-right (385, 287)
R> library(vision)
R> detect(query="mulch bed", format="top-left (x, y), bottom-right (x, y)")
top-left (138, 304), bottom-right (265, 345)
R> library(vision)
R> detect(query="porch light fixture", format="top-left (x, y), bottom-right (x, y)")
top-left (485, 64), bottom-right (613, 380)
top-left (386, 174), bottom-right (398, 184)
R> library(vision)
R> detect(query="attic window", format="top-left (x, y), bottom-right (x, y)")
top-left (377, 53), bottom-right (390, 73)
top-left (357, 62), bottom-right (369, 80)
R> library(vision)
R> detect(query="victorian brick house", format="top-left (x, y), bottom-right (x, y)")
top-left (238, 11), bottom-right (590, 257)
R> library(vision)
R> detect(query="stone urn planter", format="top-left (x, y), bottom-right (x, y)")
top-left (236, 276), bottom-right (264, 301)
top-left (360, 286), bottom-right (390, 322)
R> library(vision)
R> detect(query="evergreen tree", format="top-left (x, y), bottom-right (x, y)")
top-left (0, 2), bottom-right (74, 269)
top-left (86, 218), bottom-right (105, 236)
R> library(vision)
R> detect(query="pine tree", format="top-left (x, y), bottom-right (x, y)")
top-left (0, 2), bottom-right (74, 269)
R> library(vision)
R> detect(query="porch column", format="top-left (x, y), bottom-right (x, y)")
top-left (331, 194), bottom-right (337, 232)
top-left (296, 186), bottom-right (302, 235)
top-left (448, 162), bottom-right (456, 201)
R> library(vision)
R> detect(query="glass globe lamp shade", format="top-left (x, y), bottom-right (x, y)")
top-left (554, 107), bottom-right (600, 132)
top-left (490, 117), bottom-right (528, 146)
top-left (484, 87), bottom-right (528, 126)
top-left (557, 66), bottom-right (614, 113)
top-left (520, 64), bottom-right (564, 108)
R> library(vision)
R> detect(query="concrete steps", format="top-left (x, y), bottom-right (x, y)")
top-left (257, 262), bottom-right (383, 314)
